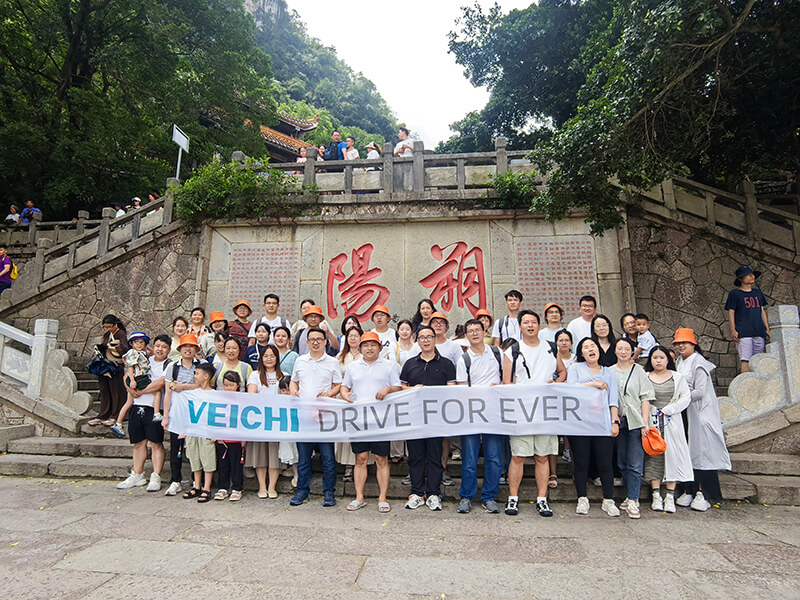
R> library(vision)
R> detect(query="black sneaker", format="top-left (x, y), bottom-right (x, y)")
top-left (499, 475), bottom-right (508, 486)
top-left (401, 475), bottom-right (411, 485)
top-left (504, 497), bottom-right (519, 516)
top-left (536, 498), bottom-right (553, 517)
top-left (441, 471), bottom-right (454, 486)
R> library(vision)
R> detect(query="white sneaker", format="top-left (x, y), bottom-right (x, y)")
top-left (576, 496), bottom-right (590, 515)
top-left (619, 498), bottom-right (629, 511)
top-left (405, 494), bottom-right (424, 510)
top-left (676, 492), bottom-right (693, 507)
top-left (592, 477), bottom-right (602, 487)
top-left (146, 472), bottom-right (161, 492)
top-left (626, 500), bottom-right (641, 519)
top-left (601, 498), bottom-right (620, 517)
top-left (164, 481), bottom-right (182, 496)
top-left (690, 492), bottom-right (711, 512)
top-left (651, 492), bottom-right (664, 511)
top-left (426, 494), bottom-right (442, 511)
top-left (664, 494), bottom-right (676, 513)
top-left (116, 471), bottom-right (146, 490)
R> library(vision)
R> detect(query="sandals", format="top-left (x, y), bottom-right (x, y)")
top-left (378, 501), bottom-right (391, 513)
top-left (268, 490), bottom-right (278, 499)
top-left (229, 490), bottom-right (243, 502)
top-left (214, 489), bottom-right (228, 501)
top-left (548, 475), bottom-right (558, 489)
top-left (346, 500), bottom-right (367, 511)
top-left (87, 418), bottom-right (102, 426)
top-left (257, 490), bottom-right (268, 499)
top-left (102, 418), bottom-right (116, 427)
top-left (183, 487), bottom-right (200, 499)
top-left (197, 489), bottom-right (212, 503)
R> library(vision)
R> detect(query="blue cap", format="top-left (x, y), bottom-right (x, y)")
top-left (128, 331), bottom-right (151, 344)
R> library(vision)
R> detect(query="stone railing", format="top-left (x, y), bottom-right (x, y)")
top-left (0, 319), bottom-right (90, 416)
top-left (721, 305), bottom-right (800, 446)
top-left (632, 177), bottom-right (800, 264)
top-left (252, 137), bottom-right (534, 198)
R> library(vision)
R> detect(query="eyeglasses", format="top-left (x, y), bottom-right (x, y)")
top-left (417, 335), bottom-right (434, 341)
top-left (307, 338), bottom-right (325, 344)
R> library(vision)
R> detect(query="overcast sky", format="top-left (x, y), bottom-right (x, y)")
top-left (289, 1), bottom-right (533, 147)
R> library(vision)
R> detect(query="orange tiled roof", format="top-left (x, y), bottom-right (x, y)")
top-left (260, 125), bottom-right (316, 152)
top-left (277, 111), bottom-right (319, 131)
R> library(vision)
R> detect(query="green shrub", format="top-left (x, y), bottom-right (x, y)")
top-left (487, 171), bottom-right (539, 210)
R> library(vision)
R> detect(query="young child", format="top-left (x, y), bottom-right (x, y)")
top-left (634, 314), bottom-right (657, 364)
top-left (183, 363), bottom-right (217, 502)
top-left (111, 331), bottom-right (161, 437)
top-left (215, 371), bottom-right (246, 502)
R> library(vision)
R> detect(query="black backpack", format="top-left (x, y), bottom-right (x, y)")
top-left (323, 142), bottom-right (340, 161)
top-left (462, 346), bottom-right (503, 386)
top-left (507, 341), bottom-right (559, 381)
top-left (166, 358), bottom-right (201, 382)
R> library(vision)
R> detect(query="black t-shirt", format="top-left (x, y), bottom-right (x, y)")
top-left (724, 288), bottom-right (767, 338)
top-left (400, 350), bottom-right (456, 387)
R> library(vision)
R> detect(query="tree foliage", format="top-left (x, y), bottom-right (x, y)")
top-left (0, 0), bottom-right (276, 218)
top-left (254, 1), bottom-right (398, 142)
top-left (447, 0), bottom-right (800, 232)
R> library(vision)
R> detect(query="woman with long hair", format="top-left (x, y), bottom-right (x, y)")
top-left (89, 314), bottom-right (128, 427)
top-left (411, 298), bottom-right (435, 333)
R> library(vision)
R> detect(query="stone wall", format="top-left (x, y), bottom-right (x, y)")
top-left (3, 232), bottom-right (201, 358)
top-left (628, 211), bottom-right (800, 387)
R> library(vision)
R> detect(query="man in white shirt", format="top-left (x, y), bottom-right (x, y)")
top-left (455, 319), bottom-right (504, 514)
top-left (410, 312), bottom-right (463, 366)
top-left (289, 327), bottom-right (343, 507)
top-left (502, 310), bottom-right (566, 517)
top-left (370, 304), bottom-right (397, 361)
top-left (292, 305), bottom-right (339, 355)
top-left (248, 293), bottom-right (290, 346)
top-left (393, 127), bottom-right (414, 157)
top-left (492, 289), bottom-right (523, 347)
top-left (566, 295), bottom-right (598, 345)
top-left (341, 331), bottom-right (402, 512)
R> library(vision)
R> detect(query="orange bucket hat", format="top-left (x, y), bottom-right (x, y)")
top-left (430, 311), bottom-right (448, 322)
top-left (642, 427), bottom-right (667, 456)
top-left (371, 304), bottom-right (390, 318)
top-left (232, 300), bottom-right (252, 313)
top-left (177, 333), bottom-right (200, 348)
top-left (302, 305), bottom-right (324, 320)
top-left (672, 328), bottom-right (698, 346)
top-left (208, 311), bottom-right (227, 325)
top-left (359, 331), bottom-right (381, 345)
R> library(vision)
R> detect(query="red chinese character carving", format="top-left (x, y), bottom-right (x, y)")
top-left (326, 243), bottom-right (390, 322)
top-left (419, 242), bottom-right (487, 316)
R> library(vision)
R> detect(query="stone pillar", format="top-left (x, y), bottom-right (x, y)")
top-left (412, 141), bottom-right (425, 192)
top-left (381, 143), bottom-right (394, 193)
top-left (769, 304), bottom-right (800, 405)
top-left (96, 207), bottom-right (115, 258)
top-left (742, 180), bottom-right (759, 239)
top-left (303, 154), bottom-right (316, 189)
top-left (495, 137), bottom-right (508, 175)
top-left (29, 237), bottom-right (54, 295)
top-left (26, 319), bottom-right (59, 399)
top-left (75, 210), bottom-right (89, 235)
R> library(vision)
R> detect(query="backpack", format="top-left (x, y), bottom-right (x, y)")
top-left (214, 361), bottom-right (250, 388)
top-left (508, 341), bottom-right (559, 382)
top-left (323, 142), bottom-right (341, 161)
top-left (9, 262), bottom-right (17, 280)
top-left (461, 345), bottom-right (503, 386)
top-left (498, 315), bottom-right (518, 345)
top-left (166, 358), bottom-right (201, 383)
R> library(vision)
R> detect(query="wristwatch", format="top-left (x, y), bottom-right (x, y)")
top-left (612, 419), bottom-right (620, 424)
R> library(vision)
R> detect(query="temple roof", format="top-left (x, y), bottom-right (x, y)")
top-left (260, 125), bottom-right (316, 153)
top-left (277, 111), bottom-right (319, 131)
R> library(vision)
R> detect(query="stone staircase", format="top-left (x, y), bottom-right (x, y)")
top-left (0, 435), bottom-right (796, 504)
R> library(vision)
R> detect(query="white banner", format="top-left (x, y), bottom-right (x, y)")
top-left (166, 384), bottom-right (610, 442)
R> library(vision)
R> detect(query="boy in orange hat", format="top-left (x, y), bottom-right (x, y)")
top-left (370, 304), bottom-right (397, 361)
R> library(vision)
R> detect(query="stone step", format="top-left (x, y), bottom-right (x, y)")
top-left (0, 453), bottom-right (773, 502)
top-left (7, 436), bottom-right (159, 458)
top-left (0, 424), bottom-right (36, 451)
top-left (730, 452), bottom-right (800, 476)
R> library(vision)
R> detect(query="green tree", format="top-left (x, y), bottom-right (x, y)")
top-left (448, 0), bottom-right (800, 232)
top-left (0, 0), bottom-right (276, 218)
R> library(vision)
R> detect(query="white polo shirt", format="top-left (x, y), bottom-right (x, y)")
top-left (491, 315), bottom-right (521, 343)
top-left (291, 353), bottom-right (343, 400)
top-left (456, 344), bottom-right (501, 386)
top-left (342, 356), bottom-right (401, 402)
top-left (504, 339), bottom-right (557, 385)
top-left (410, 338), bottom-right (462, 368)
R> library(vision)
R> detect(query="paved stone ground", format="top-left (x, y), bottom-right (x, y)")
top-left (1, 476), bottom-right (799, 599)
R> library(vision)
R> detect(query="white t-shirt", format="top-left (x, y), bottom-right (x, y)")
top-left (372, 328), bottom-right (398, 362)
top-left (637, 331), bottom-right (657, 357)
top-left (394, 139), bottom-right (413, 156)
top-left (345, 148), bottom-right (359, 160)
top-left (366, 150), bottom-right (381, 160)
top-left (491, 315), bottom-right (521, 343)
top-left (456, 345), bottom-right (501, 386)
top-left (504, 340), bottom-right (557, 385)
top-left (410, 338), bottom-right (462, 369)
top-left (248, 315), bottom-right (290, 342)
top-left (538, 327), bottom-right (561, 346)
top-left (566, 317), bottom-right (593, 345)
top-left (341, 356), bottom-right (401, 402)
top-left (134, 356), bottom-right (167, 408)
top-left (115, 208), bottom-right (125, 218)
top-left (247, 370), bottom-right (278, 393)
top-left (290, 353), bottom-right (343, 400)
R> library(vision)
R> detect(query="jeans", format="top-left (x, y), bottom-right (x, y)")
top-left (569, 435), bottom-right (615, 499)
top-left (169, 432), bottom-right (184, 484)
top-left (296, 442), bottom-right (336, 496)
top-left (616, 426), bottom-right (645, 501)
top-left (459, 433), bottom-right (503, 502)
top-left (407, 437), bottom-right (443, 497)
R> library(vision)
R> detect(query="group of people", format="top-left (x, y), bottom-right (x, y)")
top-left (94, 262), bottom-right (763, 519)
top-left (294, 127), bottom-right (415, 169)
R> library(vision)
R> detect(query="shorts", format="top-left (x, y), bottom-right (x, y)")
top-left (128, 405), bottom-right (164, 445)
top-left (351, 441), bottom-right (391, 457)
top-left (737, 337), bottom-right (765, 362)
top-left (186, 436), bottom-right (216, 472)
top-left (126, 374), bottom-right (152, 390)
top-left (509, 434), bottom-right (558, 457)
